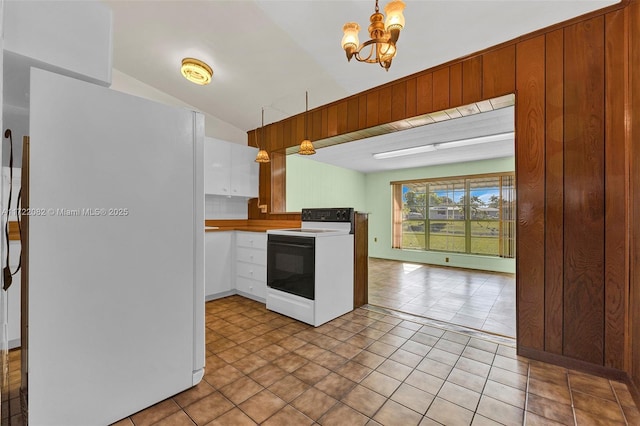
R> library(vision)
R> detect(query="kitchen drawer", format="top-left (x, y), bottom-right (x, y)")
top-left (236, 262), bottom-right (266, 281)
top-left (236, 232), bottom-right (267, 250)
top-left (236, 247), bottom-right (266, 266)
top-left (236, 276), bottom-right (266, 300)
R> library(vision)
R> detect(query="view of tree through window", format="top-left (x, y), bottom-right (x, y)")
top-left (393, 173), bottom-right (515, 258)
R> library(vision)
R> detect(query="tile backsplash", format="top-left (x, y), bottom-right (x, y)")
top-left (205, 194), bottom-right (249, 219)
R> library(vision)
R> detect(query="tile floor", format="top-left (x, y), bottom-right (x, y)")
top-left (1, 259), bottom-right (637, 426)
top-left (100, 295), bottom-right (638, 426)
top-left (1, 349), bottom-right (22, 426)
top-left (368, 258), bottom-right (516, 337)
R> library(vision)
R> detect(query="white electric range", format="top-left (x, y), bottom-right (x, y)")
top-left (266, 208), bottom-right (354, 326)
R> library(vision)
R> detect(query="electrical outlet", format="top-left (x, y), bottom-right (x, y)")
top-left (445, 257), bottom-right (449, 263)
top-left (259, 204), bottom-right (267, 213)
top-left (374, 237), bottom-right (378, 242)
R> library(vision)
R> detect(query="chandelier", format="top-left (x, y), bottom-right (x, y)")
top-left (341, 0), bottom-right (406, 71)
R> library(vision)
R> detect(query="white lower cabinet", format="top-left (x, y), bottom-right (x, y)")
top-left (205, 231), bottom-right (233, 300)
top-left (204, 230), bottom-right (267, 302)
top-left (235, 232), bottom-right (267, 302)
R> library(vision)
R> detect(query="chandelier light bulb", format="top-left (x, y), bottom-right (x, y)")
top-left (384, 0), bottom-right (406, 31)
top-left (342, 22), bottom-right (360, 53)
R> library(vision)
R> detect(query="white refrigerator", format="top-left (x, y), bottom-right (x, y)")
top-left (25, 68), bottom-right (205, 425)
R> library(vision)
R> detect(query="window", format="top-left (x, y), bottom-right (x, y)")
top-left (392, 173), bottom-right (515, 258)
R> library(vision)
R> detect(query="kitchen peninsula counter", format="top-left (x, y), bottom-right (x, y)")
top-left (205, 214), bottom-right (368, 309)
top-left (204, 218), bottom-right (301, 303)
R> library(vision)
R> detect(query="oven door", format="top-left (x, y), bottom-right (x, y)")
top-left (267, 234), bottom-right (315, 300)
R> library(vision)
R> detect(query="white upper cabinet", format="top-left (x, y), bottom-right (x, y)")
top-left (4, 0), bottom-right (113, 87)
top-left (204, 138), bottom-right (231, 195)
top-left (230, 143), bottom-right (259, 197)
top-left (204, 137), bottom-right (258, 198)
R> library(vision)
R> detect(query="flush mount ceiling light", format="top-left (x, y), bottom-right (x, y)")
top-left (299, 91), bottom-right (316, 155)
top-left (341, 0), bottom-right (406, 71)
top-left (181, 58), bottom-right (213, 85)
top-left (255, 108), bottom-right (270, 163)
top-left (372, 132), bottom-right (515, 159)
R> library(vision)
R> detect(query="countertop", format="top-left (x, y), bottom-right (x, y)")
top-left (205, 225), bottom-right (293, 233)
top-left (204, 219), bottom-right (301, 233)
top-left (7, 220), bottom-right (297, 240)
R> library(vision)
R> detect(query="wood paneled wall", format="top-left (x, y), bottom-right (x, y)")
top-left (629, 0), bottom-right (640, 393)
top-left (513, 6), bottom-right (631, 376)
top-left (250, 0), bottom-right (640, 394)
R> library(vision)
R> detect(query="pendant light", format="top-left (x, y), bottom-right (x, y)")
top-left (255, 108), bottom-right (270, 163)
top-left (299, 91), bottom-right (316, 155)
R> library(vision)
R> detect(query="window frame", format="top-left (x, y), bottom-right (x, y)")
top-left (392, 172), bottom-right (515, 258)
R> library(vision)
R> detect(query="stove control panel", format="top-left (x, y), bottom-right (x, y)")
top-left (301, 207), bottom-right (354, 222)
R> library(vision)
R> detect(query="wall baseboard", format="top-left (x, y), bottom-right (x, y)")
top-left (205, 290), bottom-right (266, 305)
top-left (519, 345), bottom-right (640, 408)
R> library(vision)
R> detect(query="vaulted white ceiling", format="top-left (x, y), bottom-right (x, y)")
top-left (104, 0), bottom-right (617, 171)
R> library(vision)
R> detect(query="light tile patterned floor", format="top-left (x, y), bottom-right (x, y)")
top-left (101, 295), bottom-right (638, 426)
top-left (368, 258), bottom-right (516, 337)
top-left (1, 349), bottom-right (22, 426)
top-left (2, 261), bottom-right (637, 426)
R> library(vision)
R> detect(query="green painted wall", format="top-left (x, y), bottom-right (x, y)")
top-left (286, 154), bottom-right (516, 273)
top-left (286, 155), bottom-right (367, 212)
top-left (365, 156), bottom-right (516, 273)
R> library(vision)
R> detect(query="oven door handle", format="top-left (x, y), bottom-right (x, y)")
top-left (270, 242), bottom-right (313, 250)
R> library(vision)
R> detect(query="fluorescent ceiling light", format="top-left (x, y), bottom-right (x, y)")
top-left (435, 132), bottom-right (514, 149)
top-left (372, 144), bottom-right (437, 159)
top-left (372, 132), bottom-right (514, 160)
